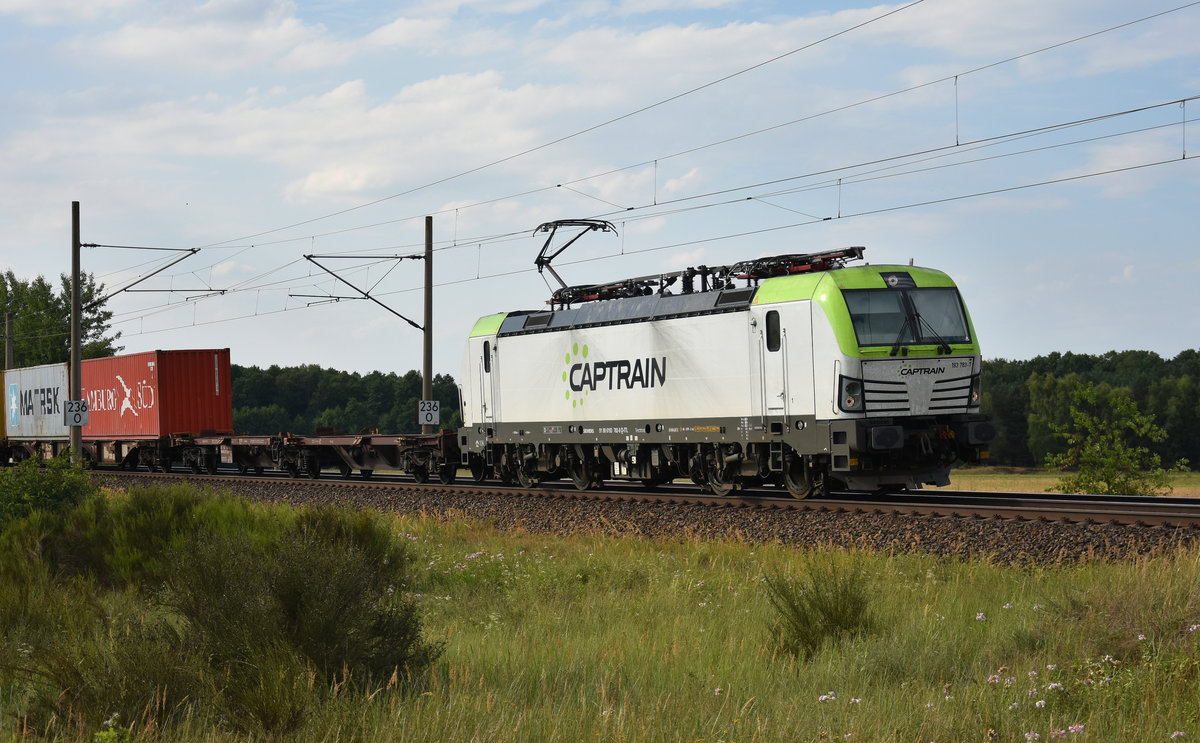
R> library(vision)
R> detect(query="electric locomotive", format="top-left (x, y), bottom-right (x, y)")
top-left (457, 223), bottom-right (995, 496)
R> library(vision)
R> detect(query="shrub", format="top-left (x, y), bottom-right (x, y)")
top-left (0, 488), bottom-right (442, 738)
top-left (764, 557), bottom-right (876, 661)
top-left (0, 456), bottom-right (97, 533)
top-left (1047, 383), bottom-right (1172, 496)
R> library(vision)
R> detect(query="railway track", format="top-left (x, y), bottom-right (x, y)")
top-left (98, 468), bottom-right (1200, 529)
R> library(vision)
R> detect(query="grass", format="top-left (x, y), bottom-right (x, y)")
top-left (373, 519), bottom-right (1200, 743)
top-left (5, 487), bottom-right (1200, 741)
top-left (946, 467), bottom-right (1200, 497)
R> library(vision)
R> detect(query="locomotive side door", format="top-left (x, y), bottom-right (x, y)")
top-left (758, 308), bottom-right (788, 418)
top-left (478, 337), bottom-right (497, 424)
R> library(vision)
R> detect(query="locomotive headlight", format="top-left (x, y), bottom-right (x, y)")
top-left (970, 375), bottom-right (982, 406)
top-left (838, 376), bottom-right (865, 412)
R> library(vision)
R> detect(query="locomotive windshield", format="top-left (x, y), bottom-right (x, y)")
top-left (843, 287), bottom-right (971, 347)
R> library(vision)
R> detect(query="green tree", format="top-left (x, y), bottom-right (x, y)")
top-left (1026, 372), bottom-right (1082, 464)
top-left (980, 358), bottom-right (1034, 466)
top-left (1046, 383), bottom-right (1171, 496)
top-left (1, 270), bottom-right (121, 366)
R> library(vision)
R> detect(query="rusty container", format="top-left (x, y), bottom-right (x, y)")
top-left (81, 349), bottom-right (233, 439)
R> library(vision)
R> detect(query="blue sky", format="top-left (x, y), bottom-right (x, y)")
top-left (2, 0), bottom-right (1197, 377)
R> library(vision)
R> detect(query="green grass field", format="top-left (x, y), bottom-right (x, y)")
top-left (4, 481), bottom-right (1199, 741)
top-left (354, 515), bottom-right (1200, 742)
top-left (946, 467), bottom-right (1200, 497)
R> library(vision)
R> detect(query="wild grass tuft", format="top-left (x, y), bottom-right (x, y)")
top-left (763, 556), bottom-right (877, 660)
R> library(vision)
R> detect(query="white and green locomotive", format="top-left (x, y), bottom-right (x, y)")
top-left (458, 234), bottom-right (994, 496)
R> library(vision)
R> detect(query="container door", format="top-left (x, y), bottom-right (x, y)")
top-left (761, 309), bottom-right (788, 418)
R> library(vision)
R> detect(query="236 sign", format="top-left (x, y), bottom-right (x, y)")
top-left (418, 400), bottom-right (440, 426)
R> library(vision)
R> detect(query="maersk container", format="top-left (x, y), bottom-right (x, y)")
top-left (4, 362), bottom-right (71, 440)
top-left (81, 349), bottom-right (233, 439)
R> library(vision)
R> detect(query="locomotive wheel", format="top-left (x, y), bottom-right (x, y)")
top-left (640, 477), bottom-right (671, 491)
top-left (708, 470), bottom-right (736, 496)
top-left (411, 465), bottom-right (428, 484)
top-left (469, 457), bottom-right (487, 483)
top-left (783, 456), bottom-right (814, 499)
top-left (567, 457), bottom-right (591, 490)
top-left (438, 464), bottom-right (457, 485)
top-left (515, 465), bottom-right (537, 489)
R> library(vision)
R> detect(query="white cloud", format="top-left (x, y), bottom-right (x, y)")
top-left (77, 1), bottom-right (323, 73)
top-left (0, 0), bottom-right (139, 24)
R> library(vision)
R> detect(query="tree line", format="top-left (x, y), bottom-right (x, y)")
top-left (232, 364), bottom-right (462, 435)
top-left (4, 270), bottom-right (1195, 460)
top-left (981, 349), bottom-right (1200, 468)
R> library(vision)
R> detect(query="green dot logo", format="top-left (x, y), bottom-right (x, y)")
top-left (564, 344), bottom-right (588, 407)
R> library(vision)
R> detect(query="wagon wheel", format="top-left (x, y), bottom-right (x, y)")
top-left (205, 454), bottom-right (219, 475)
top-left (567, 456), bottom-right (591, 490)
top-left (236, 461), bottom-right (249, 475)
top-left (640, 476), bottom-right (671, 491)
top-left (438, 464), bottom-right (457, 485)
top-left (783, 455), bottom-right (813, 500)
top-left (339, 462), bottom-right (353, 479)
top-left (410, 465), bottom-right (428, 484)
top-left (189, 461), bottom-right (202, 475)
top-left (360, 469), bottom-right (374, 480)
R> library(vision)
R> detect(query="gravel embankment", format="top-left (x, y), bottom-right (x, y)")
top-left (99, 475), bottom-right (1200, 566)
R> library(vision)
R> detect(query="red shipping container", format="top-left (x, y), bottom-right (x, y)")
top-left (81, 349), bottom-right (233, 439)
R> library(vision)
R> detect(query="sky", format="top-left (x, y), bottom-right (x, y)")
top-left (1, 0), bottom-right (1197, 379)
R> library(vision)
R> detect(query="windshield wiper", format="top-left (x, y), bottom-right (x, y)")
top-left (889, 315), bottom-right (911, 356)
top-left (914, 312), bottom-right (952, 355)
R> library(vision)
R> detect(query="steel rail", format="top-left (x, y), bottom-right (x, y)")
top-left (97, 469), bottom-right (1200, 529)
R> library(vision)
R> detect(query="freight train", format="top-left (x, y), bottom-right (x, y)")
top-left (2, 350), bottom-right (459, 482)
top-left (3, 241), bottom-right (994, 496)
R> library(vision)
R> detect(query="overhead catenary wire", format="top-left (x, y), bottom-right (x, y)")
top-left (101, 104), bottom-right (1199, 332)
top-left (194, 0), bottom-right (930, 251)
top-left (178, 0), bottom-right (1200, 261)
top-left (105, 149), bottom-right (1196, 341)
top-left (142, 0), bottom-right (1200, 297)
top-left (86, 4), bottom-right (1200, 337)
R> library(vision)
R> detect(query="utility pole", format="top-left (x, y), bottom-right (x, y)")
top-left (422, 215), bottom-right (434, 435)
top-left (70, 201), bottom-right (82, 464)
top-left (4, 312), bottom-right (13, 369)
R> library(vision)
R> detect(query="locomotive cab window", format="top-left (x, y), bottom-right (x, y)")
top-left (766, 310), bottom-right (781, 352)
top-left (483, 341), bottom-right (491, 373)
top-left (844, 287), bottom-right (970, 347)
